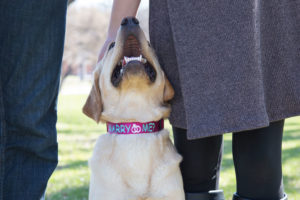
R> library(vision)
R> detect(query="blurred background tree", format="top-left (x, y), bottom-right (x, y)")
top-left (68, 0), bottom-right (75, 5)
top-left (61, 0), bottom-right (148, 87)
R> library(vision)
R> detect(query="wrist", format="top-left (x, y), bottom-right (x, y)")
top-left (106, 32), bottom-right (117, 42)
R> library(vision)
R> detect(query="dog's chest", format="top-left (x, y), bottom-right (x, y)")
top-left (90, 130), bottom-right (172, 189)
top-left (108, 133), bottom-right (163, 172)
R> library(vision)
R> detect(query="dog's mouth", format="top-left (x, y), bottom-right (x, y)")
top-left (111, 35), bottom-right (156, 87)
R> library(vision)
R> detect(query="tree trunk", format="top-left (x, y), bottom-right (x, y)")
top-left (68, 0), bottom-right (75, 6)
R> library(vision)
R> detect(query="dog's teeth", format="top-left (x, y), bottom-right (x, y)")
top-left (122, 55), bottom-right (147, 66)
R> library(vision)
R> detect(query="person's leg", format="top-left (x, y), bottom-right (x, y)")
top-left (173, 127), bottom-right (224, 199)
top-left (0, 0), bottom-right (67, 199)
top-left (0, 73), bottom-right (6, 200)
top-left (232, 120), bottom-right (286, 200)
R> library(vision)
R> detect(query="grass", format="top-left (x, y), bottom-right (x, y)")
top-left (46, 94), bottom-right (300, 200)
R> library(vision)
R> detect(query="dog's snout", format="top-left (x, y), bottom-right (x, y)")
top-left (121, 17), bottom-right (139, 26)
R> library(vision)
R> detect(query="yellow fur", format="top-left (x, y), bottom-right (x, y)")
top-left (83, 23), bottom-right (184, 200)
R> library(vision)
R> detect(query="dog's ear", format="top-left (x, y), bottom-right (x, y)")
top-left (82, 69), bottom-right (102, 123)
top-left (163, 77), bottom-right (175, 102)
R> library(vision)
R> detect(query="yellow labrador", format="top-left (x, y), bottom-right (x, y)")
top-left (83, 17), bottom-right (184, 200)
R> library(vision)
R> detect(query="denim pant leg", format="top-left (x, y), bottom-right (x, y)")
top-left (0, 1), bottom-right (67, 199)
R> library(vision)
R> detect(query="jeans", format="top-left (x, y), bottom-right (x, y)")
top-left (0, 1), bottom-right (68, 199)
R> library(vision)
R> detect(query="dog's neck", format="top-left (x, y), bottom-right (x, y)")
top-left (100, 92), bottom-right (171, 123)
top-left (100, 104), bottom-right (170, 123)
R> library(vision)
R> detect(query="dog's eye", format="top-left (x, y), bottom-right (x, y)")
top-left (108, 42), bottom-right (115, 51)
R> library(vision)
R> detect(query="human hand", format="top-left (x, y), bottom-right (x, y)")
top-left (98, 0), bottom-right (141, 62)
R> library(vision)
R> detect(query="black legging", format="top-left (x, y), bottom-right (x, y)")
top-left (173, 120), bottom-right (285, 199)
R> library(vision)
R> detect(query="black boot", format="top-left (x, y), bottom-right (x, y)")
top-left (185, 190), bottom-right (225, 200)
top-left (232, 193), bottom-right (288, 200)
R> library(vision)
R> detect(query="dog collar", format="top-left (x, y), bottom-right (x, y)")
top-left (107, 119), bottom-right (164, 134)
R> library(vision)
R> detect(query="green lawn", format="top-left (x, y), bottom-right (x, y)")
top-left (46, 94), bottom-right (300, 200)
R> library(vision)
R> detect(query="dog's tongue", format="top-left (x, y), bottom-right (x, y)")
top-left (122, 55), bottom-right (144, 67)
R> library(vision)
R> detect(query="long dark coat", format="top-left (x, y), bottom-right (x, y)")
top-left (149, 0), bottom-right (300, 139)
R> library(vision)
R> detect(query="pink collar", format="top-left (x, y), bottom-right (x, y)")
top-left (107, 119), bottom-right (164, 134)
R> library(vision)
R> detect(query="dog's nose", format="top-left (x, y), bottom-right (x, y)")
top-left (121, 17), bottom-right (139, 26)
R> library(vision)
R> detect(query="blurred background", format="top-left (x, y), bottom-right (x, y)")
top-left (60, 0), bottom-right (148, 91)
top-left (46, 0), bottom-right (300, 199)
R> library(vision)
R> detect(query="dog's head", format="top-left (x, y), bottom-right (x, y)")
top-left (83, 17), bottom-right (174, 123)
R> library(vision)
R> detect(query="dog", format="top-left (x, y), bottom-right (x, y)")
top-left (82, 17), bottom-right (184, 200)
